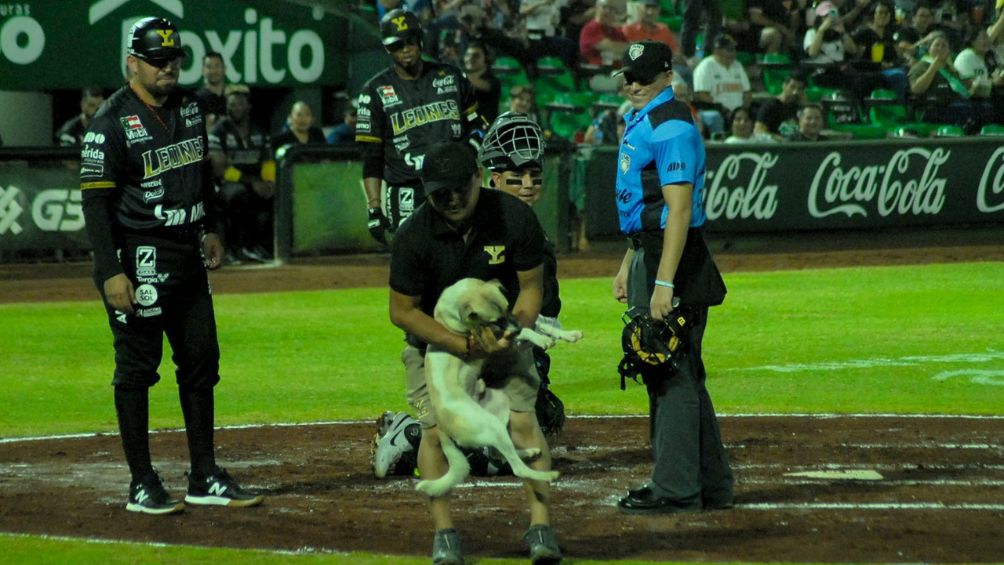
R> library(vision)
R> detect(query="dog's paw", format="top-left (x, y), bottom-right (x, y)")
top-left (517, 447), bottom-right (542, 460)
top-left (560, 330), bottom-right (583, 343)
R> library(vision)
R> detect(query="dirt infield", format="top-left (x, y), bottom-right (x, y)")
top-left (2, 228), bottom-right (1003, 561)
top-left (1, 416), bottom-right (1002, 562)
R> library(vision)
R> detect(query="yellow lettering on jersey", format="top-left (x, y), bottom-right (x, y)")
top-left (389, 100), bottom-right (460, 136)
top-left (484, 245), bottom-right (506, 265)
top-left (142, 137), bottom-right (205, 179)
top-left (156, 29), bottom-right (175, 47)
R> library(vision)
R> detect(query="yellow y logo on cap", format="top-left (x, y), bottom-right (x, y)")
top-left (392, 16), bottom-right (409, 31)
top-left (156, 29), bottom-right (175, 47)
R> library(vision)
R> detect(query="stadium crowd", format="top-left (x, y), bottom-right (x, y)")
top-left (26, 0), bottom-right (1001, 265)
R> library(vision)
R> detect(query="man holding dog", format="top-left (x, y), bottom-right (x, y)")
top-left (610, 40), bottom-right (734, 514)
top-left (388, 140), bottom-right (562, 564)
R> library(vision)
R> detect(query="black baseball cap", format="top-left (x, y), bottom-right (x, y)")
top-left (421, 141), bottom-right (479, 194)
top-left (713, 34), bottom-right (737, 51)
top-left (613, 41), bottom-right (673, 83)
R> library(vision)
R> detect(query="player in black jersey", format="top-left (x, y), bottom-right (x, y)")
top-left (356, 8), bottom-right (485, 244)
top-left (79, 17), bottom-right (263, 515)
top-left (208, 84), bottom-right (274, 264)
top-left (55, 87), bottom-right (105, 146)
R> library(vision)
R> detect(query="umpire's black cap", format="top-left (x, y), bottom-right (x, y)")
top-left (381, 9), bottom-right (423, 47)
top-left (128, 17), bottom-right (185, 63)
top-left (613, 41), bottom-right (673, 83)
top-left (421, 141), bottom-right (479, 194)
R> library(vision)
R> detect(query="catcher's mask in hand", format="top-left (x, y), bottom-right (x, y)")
top-left (617, 311), bottom-right (689, 389)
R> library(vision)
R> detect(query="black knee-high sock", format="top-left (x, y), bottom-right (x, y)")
top-left (114, 387), bottom-right (153, 483)
top-left (179, 386), bottom-right (216, 478)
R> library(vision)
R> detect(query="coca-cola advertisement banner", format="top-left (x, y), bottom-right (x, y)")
top-left (703, 138), bottom-right (1004, 231)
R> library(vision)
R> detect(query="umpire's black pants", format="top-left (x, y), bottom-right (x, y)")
top-left (628, 246), bottom-right (733, 505)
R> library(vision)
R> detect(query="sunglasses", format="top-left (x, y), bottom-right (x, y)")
top-left (138, 55), bottom-right (181, 69)
top-left (386, 37), bottom-right (420, 52)
top-left (623, 71), bottom-right (657, 86)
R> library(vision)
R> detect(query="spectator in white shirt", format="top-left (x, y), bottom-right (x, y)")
top-left (692, 34), bottom-right (752, 120)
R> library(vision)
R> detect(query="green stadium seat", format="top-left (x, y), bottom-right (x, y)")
top-left (545, 92), bottom-right (595, 140)
top-left (804, 86), bottom-right (839, 102)
top-left (759, 53), bottom-right (793, 96)
top-left (932, 125), bottom-right (965, 137)
top-left (979, 124), bottom-right (1004, 136)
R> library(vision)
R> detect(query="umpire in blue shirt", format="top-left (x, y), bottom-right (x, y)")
top-left (610, 41), bottom-right (734, 514)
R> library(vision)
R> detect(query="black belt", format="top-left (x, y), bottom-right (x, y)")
top-left (628, 231), bottom-right (659, 251)
top-left (123, 225), bottom-right (202, 244)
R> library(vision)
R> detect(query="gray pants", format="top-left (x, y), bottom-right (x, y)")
top-left (628, 247), bottom-right (733, 505)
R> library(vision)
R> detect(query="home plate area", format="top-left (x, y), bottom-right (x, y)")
top-left (1, 415), bottom-right (1002, 562)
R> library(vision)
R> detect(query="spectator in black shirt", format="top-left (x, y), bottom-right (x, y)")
top-left (326, 107), bottom-right (358, 145)
top-left (194, 51), bottom-right (227, 130)
top-left (464, 41), bottom-right (502, 122)
top-left (755, 69), bottom-right (808, 139)
top-left (784, 103), bottom-right (826, 140)
top-left (55, 87), bottom-right (105, 146)
top-left (273, 101), bottom-right (326, 148)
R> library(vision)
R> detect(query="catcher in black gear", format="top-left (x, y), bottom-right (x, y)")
top-left (478, 112), bottom-right (566, 439)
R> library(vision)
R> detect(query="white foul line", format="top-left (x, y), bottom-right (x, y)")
top-left (739, 502), bottom-right (1004, 511)
top-left (2, 413), bottom-right (1003, 445)
top-left (738, 349), bottom-right (1004, 373)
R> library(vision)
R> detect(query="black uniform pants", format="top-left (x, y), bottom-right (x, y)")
top-left (385, 183), bottom-right (425, 232)
top-left (102, 234), bottom-right (220, 391)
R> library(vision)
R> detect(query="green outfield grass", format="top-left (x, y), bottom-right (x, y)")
top-left (1, 261), bottom-right (1002, 563)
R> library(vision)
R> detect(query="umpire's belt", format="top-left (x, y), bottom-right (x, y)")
top-left (628, 231), bottom-right (660, 251)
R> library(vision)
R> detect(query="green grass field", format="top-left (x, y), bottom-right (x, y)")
top-left (1, 261), bottom-right (1002, 563)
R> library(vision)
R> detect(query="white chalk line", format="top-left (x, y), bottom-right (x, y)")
top-left (726, 442), bottom-right (1003, 450)
top-left (737, 349), bottom-right (1004, 373)
top-left (3, 413), bottom-right (1003, 445)
top-left (0, 531), bottom-right (346, 556)
top-left (734, 462), bottom-right (1004, 471)
top-left (739, 502), bottom-right (1004, 511)
top-left (741, 478), bottom-right (1004, 487)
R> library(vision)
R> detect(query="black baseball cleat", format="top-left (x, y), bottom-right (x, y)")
top-left (432, 528), bottom-right (465, 565)
top-left (523, 524), bottom-right (563, 564)
top-left (126, 472), bottom-right (185, 515)
top-left (617, 486), bottom-right (703, 515)
top-left (185, 467), bottom-right (264, 507)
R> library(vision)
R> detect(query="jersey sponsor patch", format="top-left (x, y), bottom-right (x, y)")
top-left (135, 283), bottom-right (159, 307)
top-left (378, 85), bottom-right (401, 107)
top-left (136, 246), bottom-right (157, 277)
top-left (620, 153), bottom-right (631, 173)
top-left (121, 115), bottom-right (152, 144)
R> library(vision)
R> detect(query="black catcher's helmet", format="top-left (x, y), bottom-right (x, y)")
top-left (478, 112), bottom-right (545, 171)
top-left (128, 17), bottom-right (185, 63)
top-left (380, 9), bottom-right (423, 47)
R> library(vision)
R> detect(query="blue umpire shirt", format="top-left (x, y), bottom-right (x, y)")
top-left (615, 87), bottom-right (707, 234)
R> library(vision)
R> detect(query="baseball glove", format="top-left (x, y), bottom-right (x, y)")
top-left (617, 311), bottom-right (690, 389)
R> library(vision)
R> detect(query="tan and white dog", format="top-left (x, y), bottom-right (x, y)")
top-left (417, 278), bottom-right (582, 497)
